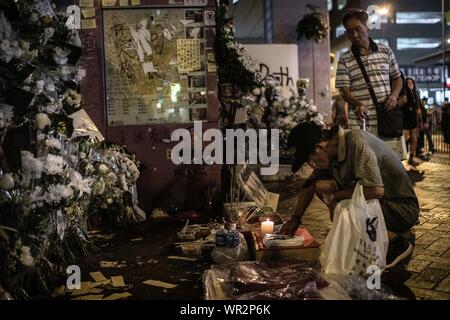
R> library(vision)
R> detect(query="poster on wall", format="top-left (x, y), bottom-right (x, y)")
top-left (243, 44), bottom-right (299, 98)
top-left (103, 8), bottom-right (207, 126)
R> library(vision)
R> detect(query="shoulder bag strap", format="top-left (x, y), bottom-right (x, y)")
top-left (351, 47), bottom-right (379, 110)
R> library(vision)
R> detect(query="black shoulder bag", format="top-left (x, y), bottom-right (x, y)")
top-left (351, 47), bottom-right (403, 138)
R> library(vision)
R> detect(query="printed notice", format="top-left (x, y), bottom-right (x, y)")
top-left (177, 39), bottom-right (201, 73)
top-left (102, 0), bottom-right (117, 6)
top-left (79, 0), bottom-right (94, 7)
top-left (81, 18), bottom-right (97, 29)
top-left (81, 8), bottom-right (95, 18)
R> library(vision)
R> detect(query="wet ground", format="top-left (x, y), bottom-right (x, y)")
top-left (46, 161), bottom-right (450, 300)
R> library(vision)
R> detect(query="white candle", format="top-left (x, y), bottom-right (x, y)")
top-left (261, 219), bottom-right (274, 235)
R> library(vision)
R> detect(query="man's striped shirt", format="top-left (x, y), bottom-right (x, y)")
top-left (335, 40), bottom-right (401, 134)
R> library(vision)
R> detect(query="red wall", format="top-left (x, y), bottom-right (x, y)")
top-left (77, 0), bottom-right (221, 212)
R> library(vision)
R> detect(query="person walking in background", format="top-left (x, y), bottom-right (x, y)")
top-left (402, 78), bottom-right (421, 166)
top-left (417, 97), bottom-right (435, 158)
top-left (443, 98), bottom-right (450, 144)
top-left (331, 95), bottom-right (349, 129)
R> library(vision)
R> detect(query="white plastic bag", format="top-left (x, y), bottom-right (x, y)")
top-left (382, 136), bottom-right (407, 161)
top-left (211, 233), bottom-right (249, 264)
top-left (320, 182), bottom-right (389, 276)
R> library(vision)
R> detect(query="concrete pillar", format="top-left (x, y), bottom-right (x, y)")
top-left (271, 0), bottom-right (331, 118)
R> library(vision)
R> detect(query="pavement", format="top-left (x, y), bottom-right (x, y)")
top-left (46, 159), bottom-right (450, 300)
top-left (271, 160), bottom-right (450, 300)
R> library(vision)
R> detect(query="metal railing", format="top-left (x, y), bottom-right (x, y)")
top-left (423, 109), bottom-right (450, 156)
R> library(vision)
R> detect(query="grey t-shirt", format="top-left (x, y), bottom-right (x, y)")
top-left (331, 130), bottom-right (417, 202)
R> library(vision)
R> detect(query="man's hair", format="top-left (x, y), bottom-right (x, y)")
top-left (445, 98), bottom-right (449, 102)
top-left (287, 123), bottom-right (339, 172)
top-left (342, 8), bottom-right (369, 26)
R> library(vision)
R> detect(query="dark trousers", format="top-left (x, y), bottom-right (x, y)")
top-left (417, 127), bottom-right (434, 153)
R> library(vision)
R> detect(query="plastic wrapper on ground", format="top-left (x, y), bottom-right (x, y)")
top-left (203, 260), bottom-right (402, 300)
top-left (203, 260), bottom-right (351, 300)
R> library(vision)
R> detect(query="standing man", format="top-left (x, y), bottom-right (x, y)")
top-left (335, 9), bottom-right (403, 136)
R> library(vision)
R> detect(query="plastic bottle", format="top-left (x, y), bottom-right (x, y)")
top-left (215, 225), bottom-right (227, 247)
top-left (226, 223), bottom-right (240, 248)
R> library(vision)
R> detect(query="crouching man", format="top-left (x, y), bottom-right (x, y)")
top-left (280, 122), bottom-right (419, 269)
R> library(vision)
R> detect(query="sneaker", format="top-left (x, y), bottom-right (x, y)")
top-left (385, 236), bottom-right (413, 269)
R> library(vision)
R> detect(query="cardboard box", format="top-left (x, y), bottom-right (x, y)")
top-left (250, 228), bottom-right (320, 262)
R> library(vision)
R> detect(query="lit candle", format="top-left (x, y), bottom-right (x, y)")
top-left (261, 219), bottom-right (274, 235)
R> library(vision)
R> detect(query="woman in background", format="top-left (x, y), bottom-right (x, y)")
top-left (402, 78), bottom-right (421, 167)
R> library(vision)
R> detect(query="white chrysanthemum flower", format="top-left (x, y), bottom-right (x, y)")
top-left (30, 186), bottom-right (44, 203)
top-left (46, 184), bottom-right (74, 204)
top-left (119, 174), bottom-right (129, 192)
top-left (69, 171), bottom-right (92, 197)
top-left (0, 104), bottom-right (13, 127)
top-left (43, 154), bottom-right (66, 175)
top-left (21, 151), bottom-right (44, 179)
top-left (252, 88), bottom-right (261, 96)
top-left (45, 82), bottom-right (55, 92)
top-left (52, 47), bottom-right (69, 65)
top-left (37, 133), bottom-right (45, 142)
top-left (19, 246), bottom-right (35, 268)
top-left (85, 163), bottom-right (94, 174)
top-left (98, 164), bottom-right (109, 174)
top-left (35, 113), bottom-right (51, 130)
top-left (0, 173), bottom-right (14, 190)
top-left (45, 138), bottom-right (62, 150)
top-left (93, 179), bottom-right (105, 195)
top-left (43, 27), bottom-right (54, 45)
top-left (106, 172), bottom-right (117, 183)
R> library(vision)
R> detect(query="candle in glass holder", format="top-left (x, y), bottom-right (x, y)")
top-left (261, 219), bottom-right (274, 235)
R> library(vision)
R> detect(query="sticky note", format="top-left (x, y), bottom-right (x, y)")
top-left (167, 255), bottom-right (197, 261)
top-left (81, 18), bottom-right (97, 29)
top-left (79, 0), bottom-right (94, 7)
top-left (103, 292), bottom-right (132, 300)
top-left (102, 0), bottom-right (117, 6)
top-left (81, 8), bottom-right (95, 18)
top-left (90, 271), bottom-right (108, 282)
top-left (142, 279), bottom-right (178, 289)
top-left (111, 276), bottom-right (126, 287)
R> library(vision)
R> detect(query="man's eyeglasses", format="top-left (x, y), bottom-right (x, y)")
top-left (345, 26), bottom-right (365, 37)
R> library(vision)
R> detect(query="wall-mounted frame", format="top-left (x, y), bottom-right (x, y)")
top-left (103, 7), bottom-right (208, 125)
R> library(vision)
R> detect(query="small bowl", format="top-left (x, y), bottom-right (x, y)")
top-left (180, 243), bottom-right (202, 257)
top-left (177, 231), bottom-right (196, 241)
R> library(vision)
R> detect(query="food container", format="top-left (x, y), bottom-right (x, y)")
top-left (177, 231), bottom-right (196, 241)
top-left (180, 242), bottom-right (202, 257)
